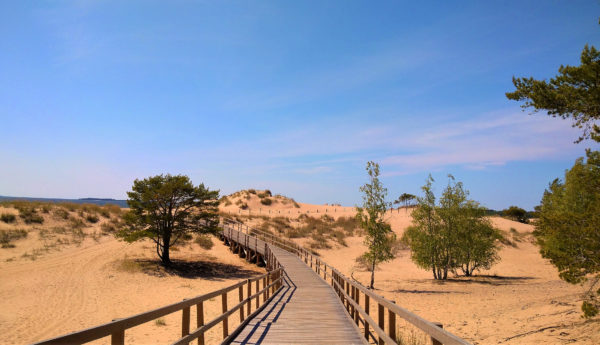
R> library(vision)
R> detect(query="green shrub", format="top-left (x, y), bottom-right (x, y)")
top-left (1, 213), bottom-right (16, 223)
top-left (194, 234), bottom-right (214, 250)
top-left (260, 198), bottom-right (272, 206)
top-left (248, 189), bottom-right (256, 194)
top-left (239, 203), bottom-right (248, 210)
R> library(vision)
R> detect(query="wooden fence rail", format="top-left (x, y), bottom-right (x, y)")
top-left (223, 217), bottom-right (471, 345)
top-left (33, 222), bottom-right (284, 345)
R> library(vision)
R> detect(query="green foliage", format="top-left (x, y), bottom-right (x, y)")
top-left (502, 206), bottom-right (528, 223)
top-left (356, 161), bottom-right (396, 288)
top-left (403, 175), bottom-right (502, 279)
top-left (0, 213), bottom-right (16, 223)
top-left (535, 150), bottom-right (600, 318)
top-left (260, 197), bottom-right (273, 206)
top-left (394, 193), bottom-right (416, 208)
top-left (506, 44), bottom-right (600, 143)
top-left (116, 174), bottom-right (219, 266)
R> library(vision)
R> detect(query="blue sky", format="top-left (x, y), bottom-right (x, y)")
top-left (1, 1), bottom-right (598, 210)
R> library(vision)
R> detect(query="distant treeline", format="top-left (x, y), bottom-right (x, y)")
top-left (484, 208), bottom-right (538, 219)
top-left (0, 195), bottom-right (128, 207)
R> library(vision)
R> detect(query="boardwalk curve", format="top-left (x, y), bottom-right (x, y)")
top-left (228, 246), bottom-right (366, 344)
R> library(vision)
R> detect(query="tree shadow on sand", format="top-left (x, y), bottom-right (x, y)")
top-left (123, 258), bottom-right (261, 280)
top-left (391, 289), bottom-right (468, 294)
top-left (404, 275), bottom-right (536, 287)
top-left (444, 275), bottom-right (536, 286)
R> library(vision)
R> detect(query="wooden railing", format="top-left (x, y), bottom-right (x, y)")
top-left (33, 222), bottom-right (284, 345)
top-left (223, 218), bottom-right (471, 345)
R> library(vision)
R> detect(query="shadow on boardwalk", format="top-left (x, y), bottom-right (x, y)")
top-left (232, 272), bottom-right (297, 345)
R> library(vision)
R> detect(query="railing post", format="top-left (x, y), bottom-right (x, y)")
top-left (388, 309), bottom-right (396, 342)
top-left (431, 323), bottom-right (444, 345)
top-left (182, 300), bottom-right (190, 338)
top-left (346, 281), bottom-right (351, 312)
top-left (239, 285), bottom-right (245, 322)
top-left (197, 301), bottom-right (205, 345)
top-left (353, 286), bottom-right (359, 325)
top-left (255, 279), bottom-right (259, 308)
top-left (262, 277), bottom-right (267, 301)
top-left (364, 294), bottom-right (370, 340)
top-left (221, 293), bottom-right (228, 338)
top-left (378, 303), bottom-right (384, 345)
top-left (111, 330), bottom-right (124, 345)
top-left (247, 279), bottom-right (252, 315)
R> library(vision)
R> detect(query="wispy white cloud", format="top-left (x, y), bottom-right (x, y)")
top-left (205, 108), bottom-right (593, 177)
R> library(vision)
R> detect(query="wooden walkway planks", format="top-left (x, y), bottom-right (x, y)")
top-left (228, 246), bottom-right (367, 345)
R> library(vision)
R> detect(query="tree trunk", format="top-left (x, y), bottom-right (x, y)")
top-left (370, 258), bottom-right (376, 289)
top-left (161, 230), bottom-right (172, 266)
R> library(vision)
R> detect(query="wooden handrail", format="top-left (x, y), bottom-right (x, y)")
top-left (222, 217), bottom-right (471, 345)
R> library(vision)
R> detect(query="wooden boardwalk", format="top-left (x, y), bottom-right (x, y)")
top-left (228, 246), bottom-right (367, 345)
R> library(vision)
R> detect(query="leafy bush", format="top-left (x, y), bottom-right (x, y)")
top-left (260, 198), bottom-right (272, 206)
top-left (248, 189), bottom-right (256, 194)
top-left (403, 175), bottom-right (502, 279)
top-left (1, 213), bottom-right (16, 223)
top-left (502, 206), bottom-right (528, 223)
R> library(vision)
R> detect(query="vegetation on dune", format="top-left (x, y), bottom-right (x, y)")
top-left (356, 161), bottom-right (396, 289)
top-left (535, 151), bottom-right (600, 318)
top-left (394, 193), bottom-right (416, 209)
top-left (116, 174), bottom-right (220, 266)
top-left (194, 234), bottom-right (214, 250)
top-left (508, 27), bottom-right (600, 318)
top-left (0, 229), bottom-right (28, 248)
top-left (0, 213), bottom-right (16, 223)
top-left (502, 206), bottom-right (529, 224)
top-left (260, 197), bottom-right (273, 206)
top-left (402, 175), bottom-right (502, 279)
